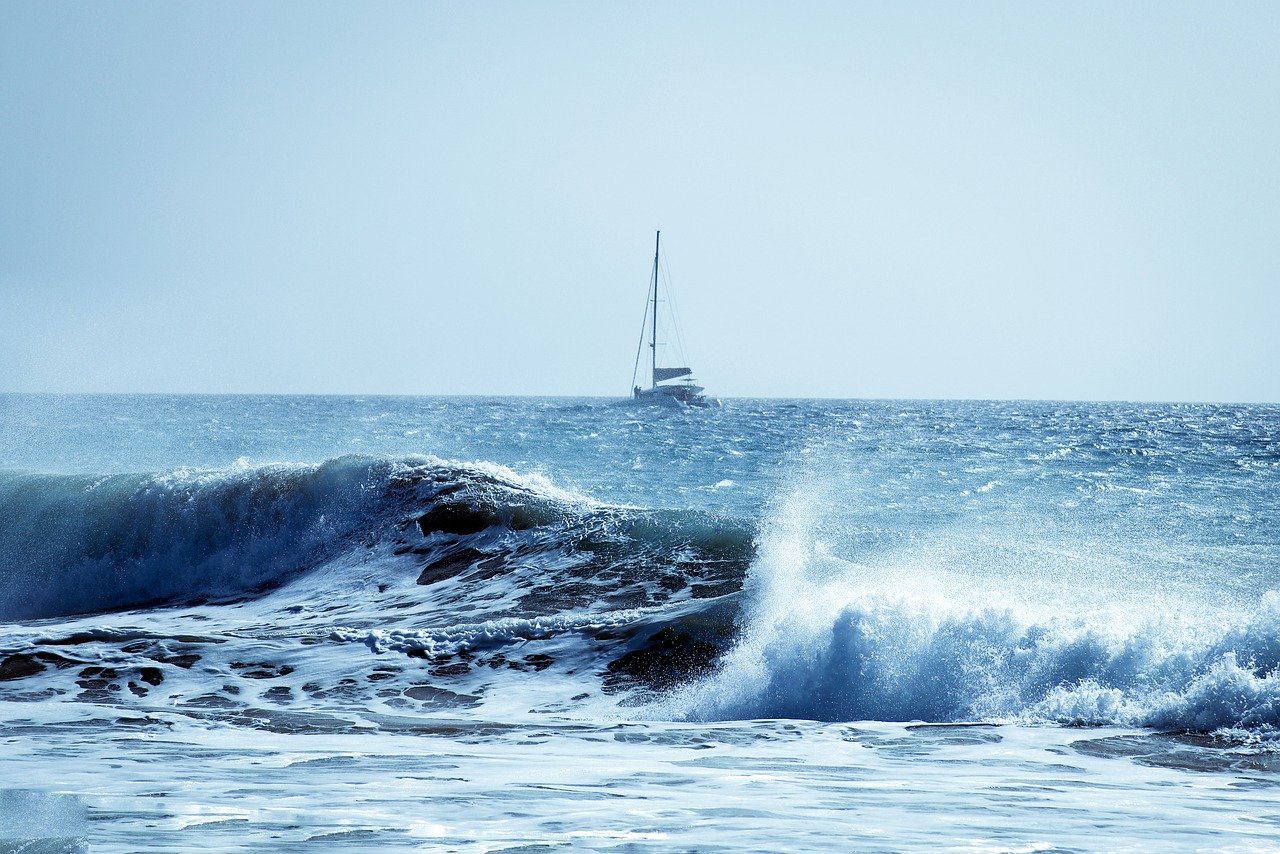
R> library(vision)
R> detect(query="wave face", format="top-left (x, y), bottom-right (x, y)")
top-left (0, 457), bottom-right (399, 620)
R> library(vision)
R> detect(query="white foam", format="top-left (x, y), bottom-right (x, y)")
top-left (334, 610), bottom-right (644, 658)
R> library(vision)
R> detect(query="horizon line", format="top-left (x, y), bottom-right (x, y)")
top-left (1, 391), bottom-right (1276, 406)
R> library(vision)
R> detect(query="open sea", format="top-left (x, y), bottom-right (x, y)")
top-left (1, 393), bottom-right (1279, 852)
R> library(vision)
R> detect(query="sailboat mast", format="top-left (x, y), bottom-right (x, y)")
top-left (650, 230), bottom-right (660, 389)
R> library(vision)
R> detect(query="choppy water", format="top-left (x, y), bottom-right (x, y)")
top-left (1, 394), bottom-right (1279, 851)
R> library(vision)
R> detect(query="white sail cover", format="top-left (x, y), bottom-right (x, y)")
top-left (653, 367), bottom-right (693, 382)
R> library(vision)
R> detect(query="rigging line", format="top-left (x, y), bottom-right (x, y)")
top-left (659, 247), bottom-right (692, 370)
top-left (629, 267), bottom-right (653, 393)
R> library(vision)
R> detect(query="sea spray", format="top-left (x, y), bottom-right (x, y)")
top-left (669, 496), bottom-right (1280, 733)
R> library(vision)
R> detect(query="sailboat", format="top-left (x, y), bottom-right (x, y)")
top-left (630, 231), bottom-right (713, 407)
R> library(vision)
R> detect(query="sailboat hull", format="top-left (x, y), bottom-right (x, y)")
top-left (633, 384), bottom-right (711, 407)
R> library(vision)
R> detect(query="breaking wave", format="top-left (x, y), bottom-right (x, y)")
top-left (0, 456), bottom-right (754, 623)
top-left (667, 495), bottom-right (1280, 737)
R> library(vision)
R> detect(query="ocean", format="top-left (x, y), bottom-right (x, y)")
top-left (1, 393), bottom-right (1278, 851)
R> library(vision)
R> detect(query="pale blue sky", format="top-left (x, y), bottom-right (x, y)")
top-left (2, 2), bottom-right (1277, 400)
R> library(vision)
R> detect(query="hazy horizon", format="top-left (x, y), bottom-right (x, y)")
top-left (3, 3), bottom-right (1278, 402)
top-left (5, 391), bottom-right (1280, 407)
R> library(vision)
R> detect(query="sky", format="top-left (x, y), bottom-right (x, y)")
top-left (1, 2), bottom-right (1278, 401)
